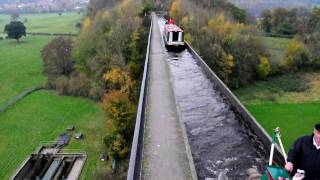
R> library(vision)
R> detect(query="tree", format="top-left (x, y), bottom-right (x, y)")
top-left (170, 0), bottom-right (182, 23)
top-left (304, 29), bottom-right (320, 68)
top-left (272, 8), bottom-right (288, 28)
top-left (201, 43), bottom-right (233, 85)
top-left (257, 57), bottom-right (271, 78)
top-left (261, 9), bottom-right (272, 33)
top-left (310, 7), bottom-right (320, 30)
top-left (231, 6), bottom-right (247, 23)
top-left (42, 37), bottom-right (75, 77)
top-left (283, 39), bottom-right (310, 71)
top-left (103, 90), bottom-right (136, 158)
top-left (4, 21), bottom-right (26, 42)
top-left (277, 20), bottom-right (294, 35)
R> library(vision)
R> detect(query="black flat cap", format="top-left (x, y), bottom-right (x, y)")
top-left (315, 124), bottom-right (320, 131)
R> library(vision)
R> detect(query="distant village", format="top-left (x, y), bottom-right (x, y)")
top-left (0, 0), bottom-right (89, 13)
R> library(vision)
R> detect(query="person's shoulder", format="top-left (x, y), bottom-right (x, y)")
top-left (296, 135), bottom-right (313, 143)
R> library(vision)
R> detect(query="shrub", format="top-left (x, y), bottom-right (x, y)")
top-left (103, 90), bottom-right (136, 158)
top-left (283, 39), bottom-right (310, 71)
top-left (56, 76), bottom-right (69, 95)
top-left (103, 68), bottom-right (133, 93)
top-left (275, 74), bottom-right (309, 92)
top-left (257, 57), bottom-right (271, 78)
top-left (104, 134), bottom-right (129, 158)
top-left (103, 91), bottom-right (136, 138)
top-left (68, 74), bottom-right (91, 97)
top-left (202, 43), bottom-right (234, 85)
top-left (89, 83), bottom-right (105, 101)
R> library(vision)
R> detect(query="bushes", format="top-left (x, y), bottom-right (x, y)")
top-left (257, 57), bottom-right (271, 78)
top-left (52, 75), bottom-right (92, 97)
top-left (230, 32), bottom-right (267, 87)
top-left (101, 67), bottom-right (137, 159)
top-left (103, 90), bottom-right (136, 159)
top-left (201, 43), bottom-right (234, 84)
top-left (55, 76), bottom-right (69, 94)
top-left (283, 39), bottom-right (310, 71)
top-left (68, 75), bottom-right (91, 97)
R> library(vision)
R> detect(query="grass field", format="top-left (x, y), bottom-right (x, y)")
top-left (0, 14), bottom-right (111, 178)
top-left (0, 36), bottom-right (52, 107)
top-left (0, 12), bottom-right (82, 33)
top-left (0, 90), bottom-right (108, 179)
top-left (235, 71), bottom-right (320, 105)
top-left (235, 71), bottom-right (320, 151)
top-left (260, 36), bottom-right (290, 72)
top-left (247, 103), bottom-right (320, 150)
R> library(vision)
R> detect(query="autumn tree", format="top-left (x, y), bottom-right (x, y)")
top-left (42, 37), bottom-right (75, 90)
top-left (170, 0), bottom-right (182, 24)
top-left (103, 69), bottom-right (136, 158)
top-left (73, 0), bottom-right (144, 100)
top-left (42, 37), bottom-right (75, 77)
top-left (257, 57), bottom-right (271, 78)
top-left (283, 39), bottom-right (310, 71)
top-left (201, 43), bottom-right (234, 84)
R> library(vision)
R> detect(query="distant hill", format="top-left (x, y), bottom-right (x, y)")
top-left (0, 0), bottom-right (76, 4)
top-left (228, 0), bottom-right (320, 16)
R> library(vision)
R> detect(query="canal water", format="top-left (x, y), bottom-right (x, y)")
top-left (158, 19), bottom-right (267, 179)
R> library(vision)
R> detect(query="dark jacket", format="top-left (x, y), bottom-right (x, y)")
top-left (287, 135), bottom-right (320, 180)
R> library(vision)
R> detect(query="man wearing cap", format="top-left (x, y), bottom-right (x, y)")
top-left (285, 124), bottom-right (320, 180)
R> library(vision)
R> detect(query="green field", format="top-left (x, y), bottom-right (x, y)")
top-left (0, 36), bottom-right (52, 106)
top-left (260, 36), bottom-right (290, 72)
top-left (0, 13), bottom-right (110, 178)
top-left (0, 91), bottom-right (108, 179)
top-left (0, 12), bottom-right (82, 33)
top-left (247, 103), bottom-right (320, 150)
top-left (235, 71), bottom-right (320, 151)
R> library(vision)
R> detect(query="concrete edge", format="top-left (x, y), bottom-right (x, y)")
top-left (170, 82), bottom-right (199, 180)
top-left (141, 17), bottom-right (153, 179)
top-left (154, 14), bottom-right (199, 180)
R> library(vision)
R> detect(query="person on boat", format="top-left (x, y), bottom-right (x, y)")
top-left (285, 123), bottom-right (320, 180)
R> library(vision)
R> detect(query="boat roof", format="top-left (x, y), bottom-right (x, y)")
top-left (165, 24), bottom-right (183, 32)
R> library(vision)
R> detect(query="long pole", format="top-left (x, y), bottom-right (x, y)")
top-left (276, 132), bottom-right (288, 164)
top-left (269, 133), bottom-right (276, 166)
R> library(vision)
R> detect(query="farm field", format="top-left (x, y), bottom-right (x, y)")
top-left (0, 12), bottom-right (81, 33)
top-left (235, 71), bottom-right (320, 151)
top-left (247, 102), bottom-right (320, 150)
top-left (259, 36), bottom-right (290, 72)
top-left (0, 12), bottom-right (108, 179)
top-left (234, 36), bottom-right (320, 151)
top-left (0, 91), bottom-right (107, 179)
top-left (0, 36), bottom-right (52, 106)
